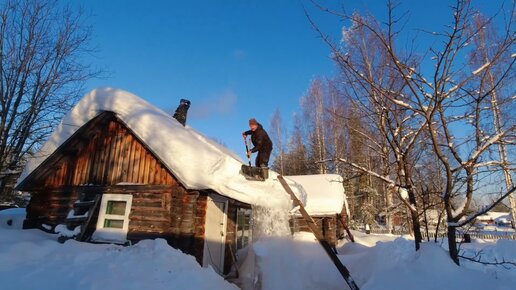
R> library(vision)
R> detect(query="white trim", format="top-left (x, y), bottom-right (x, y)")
top-left (92, 193), bottom-right (132, 243)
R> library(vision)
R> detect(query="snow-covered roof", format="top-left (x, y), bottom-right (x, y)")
top-left (285, 174), bottom-right (347, 215)
top-left (478, 212), bottom-right (512, 223)
top-left (18, 88), bottom-right (307, 209)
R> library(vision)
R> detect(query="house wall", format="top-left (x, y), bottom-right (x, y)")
top-left (18, 112), bottom-right (174, 190)
top-left (18, 112), bottom-right (241, 266)
top-left (290, 215), bottom-right (339, 247)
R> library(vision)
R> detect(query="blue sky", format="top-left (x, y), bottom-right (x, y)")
top-left (76, 0), bottom-right (503, 159)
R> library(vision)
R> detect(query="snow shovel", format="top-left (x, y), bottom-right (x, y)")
top-left (241, 137), bottom-right (267, 181)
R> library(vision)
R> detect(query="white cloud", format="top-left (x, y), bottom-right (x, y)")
top-left (189, 89), bottom-right (238, 119)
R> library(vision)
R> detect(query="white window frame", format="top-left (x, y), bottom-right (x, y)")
top-left (92, 194), bottom-right (132, 243)
top-left (235, 207), bottom-right (252, 250)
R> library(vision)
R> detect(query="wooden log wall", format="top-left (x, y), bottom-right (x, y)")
top-left (25, 185), bottom-right (209, 264)
top-left (291, 215), bottom-right (338, 247)
top-left (24, 189), bottom-right (79, 229)
top-left (18, 111), bottom-right (251, 270)
top-left (18, 112), bottom-right (175, 191)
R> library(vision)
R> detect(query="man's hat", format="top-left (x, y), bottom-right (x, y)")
top-left (249, 118), bottom-right (258, 125)
top-left (180, 99), bottom-right (191, 107)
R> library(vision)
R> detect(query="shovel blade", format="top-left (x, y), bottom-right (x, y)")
top-left (241, 165), bottom-right (269, 181)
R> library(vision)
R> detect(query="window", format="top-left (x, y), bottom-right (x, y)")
top-left (92, 194), bottom-right (132, 242)
top-left (235, 208), bottom-right (252, 250)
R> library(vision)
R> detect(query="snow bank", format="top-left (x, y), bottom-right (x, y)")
top-left (0, 208), bottom-right (26, 229)
top-left (239, 230), bottom-right (516, 290)
top-left (0, 228), bottom-right (237, 290)
top-left (343, 232), bottom-right (516, 290)
top-left (239, 232), bottom-right (344, 290)
top-left (18, 88), bottom-right (303, 209)
top-left (285, 174), bottom-right (346, 215)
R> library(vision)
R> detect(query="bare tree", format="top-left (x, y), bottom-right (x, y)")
top-left (307, 0), bottom-right (515, 264)
top-left (270, 107), bottom-right (286, 175)
top-left (302, 78), bottom-right (328, 174)
top-left (468, 13), bottom-right (516, 228)
top-left (0, 0), bottom-right (100, 200)
top-left (280, 113), bottom-right (310, 175)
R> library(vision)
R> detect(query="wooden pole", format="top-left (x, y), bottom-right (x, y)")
top-left (277, 175), bottom-right (360, 290)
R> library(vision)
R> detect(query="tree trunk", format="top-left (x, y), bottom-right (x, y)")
top-left (408, 189), bottom-right (422, 250)
top-left (447, 225), bottom-right (460, 265)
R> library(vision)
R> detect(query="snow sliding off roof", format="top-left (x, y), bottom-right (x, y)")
top-left (18, 88), bottom-right (306, 208)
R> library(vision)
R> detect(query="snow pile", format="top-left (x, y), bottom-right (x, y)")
top-left (239, 230), bottom-right (516, 290)
top-left (0, 227), bottom-right (237, 290)
top-left (460, 239), bottom-right (516, 280)
top-left (18, 88), bottom-right (305, 209)
top-left (239, 233), bottom-right (344, 290)
top-left (286, 174), bottom-right (347, 215)
top-left (343, 234), bottom-right (516, 290)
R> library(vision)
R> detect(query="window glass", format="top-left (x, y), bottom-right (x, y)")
top-left (236, 208), bottom-right (252, 250)
top-left (104, 219), bottom-right (124, 229)
top-left (106, 200), bottom-right (127, 215)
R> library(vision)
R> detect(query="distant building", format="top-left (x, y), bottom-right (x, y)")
top-left (475, 212), bottom-right (512, 227)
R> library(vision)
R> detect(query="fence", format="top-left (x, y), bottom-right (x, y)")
top-left (368, 227), bottom-right (516, 240)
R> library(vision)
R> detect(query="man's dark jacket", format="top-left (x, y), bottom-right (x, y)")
top-left (244, 123), bottom-right (273, 154)
top-left (244, 123), bottom-right (273, 167)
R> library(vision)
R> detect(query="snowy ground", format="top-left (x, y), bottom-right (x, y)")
top-left (1, 208), bottom-right (515, 290)
top-left (0, 209), bottom-right (237, 290)
top-left (239, 231), bottom-right (516, 290)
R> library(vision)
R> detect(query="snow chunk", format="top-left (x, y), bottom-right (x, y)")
top-left (55, 224), bottom-right (81, 237)
top-left (472, 62), bottom-right (490, 75)
top-left (66, 209), bottom-right (88, 219)
top-left (451, 198), bottom-right (467, 218)
top-left (398, 187), bottom-right (409, 200)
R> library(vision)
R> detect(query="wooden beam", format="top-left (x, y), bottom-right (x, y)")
top-left (277, 175), bottom-right (360, 290)
top-left (28, 184), bottom-right (176, 194)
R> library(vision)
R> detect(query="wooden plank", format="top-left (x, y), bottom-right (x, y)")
top-left (73, 154), bottom-right (83, 185)
top-left (110, 128), bottom-right (123, 184)
top-left (116, 130), bottom-right (128, 182)
top-left (94, 132), bottom-right (105, 184)
top-left (83, 133), bottom-right (96, 184)
top-left (29, 185), bottom-right (175, 195)
top-left (277, 175), bottom-right (360, 290)
top-left (148, 155), bottom-right (156, 184)
top-left (132, 142), bottom-right (142, 183)
top-left (97, 124), bottom-right (109, 184)
top-left (127, 134), bottom-right (137, 183)
top-left (102, 121), bottom-right (116, 184)
top-left (120, 133), bottom-right (131, 182)
top-left (138, 142), bottom-right (146, 184)
top-left (143, 151), bottom-right (151, 184)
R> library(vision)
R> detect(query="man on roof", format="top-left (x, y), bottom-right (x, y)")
top-left (242, 118), bottom-right (273, 168)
